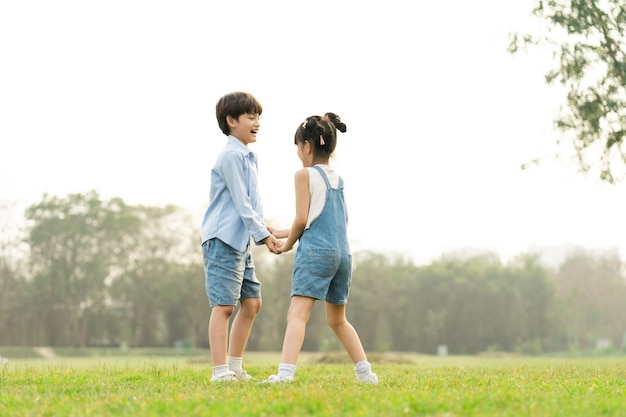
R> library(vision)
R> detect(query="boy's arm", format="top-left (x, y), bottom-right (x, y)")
top-left (221, 151), bottom-right (270, 244)
top-left (279, 168), bottom-right (310, 253)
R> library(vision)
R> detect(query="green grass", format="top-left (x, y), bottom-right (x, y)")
top-left (1, 353), bottom-right (625, 416)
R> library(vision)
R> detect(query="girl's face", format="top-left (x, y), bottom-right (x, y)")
top-left (228, 113), bottom-right (260, 145)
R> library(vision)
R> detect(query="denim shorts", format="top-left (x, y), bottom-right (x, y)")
top-left (202, 238), bottom-right (261, 307)
top-left (292, 248), bottom-right (352, 305)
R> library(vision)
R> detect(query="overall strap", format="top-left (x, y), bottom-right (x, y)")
top-left (312, 165), bottom-right (343, 191)
top-left (312, 165), bottom-right (332, 189)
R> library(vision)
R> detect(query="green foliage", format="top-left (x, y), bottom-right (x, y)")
top-left (2, 355), bottom-right (626, 416)
top-left (24, 191), bottom-right (140, 347)
top-left (553, 250), bottom-right (626, 350)
top-left (14, 192), bottom-right (207, 348)
top-left (1, 192), bottom-right (625, 354)
top-left (509, 0), bottom-right (626, 183)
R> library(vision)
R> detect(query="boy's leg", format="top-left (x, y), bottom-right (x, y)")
top-left (227, 297), bottom-right (261, 380)
top-left (203, 239), bottom-right (248, 382)
top-left (209, 305), bottom-right (235, 366)
top-left (204, 239), bottom-right (241, 369)
top-left (228, 248), bottom-right (262, 380)
top-left (227, 250), bottom-right (261, 380)
top-left (208, 305), bottom-right (238, 382)
top-left (228, 296), bottom-right (261, 358)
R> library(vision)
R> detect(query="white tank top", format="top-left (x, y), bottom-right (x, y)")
top-left (306, 165), bottom-right (342, 229)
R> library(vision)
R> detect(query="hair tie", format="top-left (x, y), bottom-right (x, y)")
top-left (319, 135), bottom-right (325, 145)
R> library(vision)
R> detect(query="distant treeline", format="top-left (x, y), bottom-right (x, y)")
top-left (1, 192), bottom-right (625, 354)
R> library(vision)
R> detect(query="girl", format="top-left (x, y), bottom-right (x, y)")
top-left (265, 113), bottom-right (378, 384)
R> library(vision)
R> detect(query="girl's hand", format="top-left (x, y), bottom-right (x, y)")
top-left (278, 241), bottom-right (293, 253)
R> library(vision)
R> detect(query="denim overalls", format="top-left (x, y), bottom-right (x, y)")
top-left (291, 165), bottom-right (352, 304)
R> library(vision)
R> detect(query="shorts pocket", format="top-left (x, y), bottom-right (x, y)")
top-left (307, 248), bottom-right (336, 278)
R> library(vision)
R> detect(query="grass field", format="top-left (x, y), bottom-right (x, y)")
top-left (1, 351), bottom-right (625, 416)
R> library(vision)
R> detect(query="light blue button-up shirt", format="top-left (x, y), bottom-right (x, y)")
top-left (201, 135), bottom-right (270, 252)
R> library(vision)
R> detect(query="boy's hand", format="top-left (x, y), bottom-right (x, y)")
top-left (264, 234), bottom-right (281, 254)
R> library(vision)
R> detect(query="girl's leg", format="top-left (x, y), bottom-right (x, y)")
top-left (228, 297), bottom-right (262, 358)
top-left (280, 296), bottom-right (316, 364)
top-left (326, 303), bottom-right (377, 383)
top-left (208, 305), bottom-right (235, 366)
top-left (325, 302), bottom-right (367, 364)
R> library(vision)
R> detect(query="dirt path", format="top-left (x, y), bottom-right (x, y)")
top-left (34, 347), bottom-right (56, 359)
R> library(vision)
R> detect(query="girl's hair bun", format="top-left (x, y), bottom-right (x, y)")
top-left (325, 112), bottom-right (346, 133)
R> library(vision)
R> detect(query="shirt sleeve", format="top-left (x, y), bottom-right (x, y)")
top-left (220, 150), bottom-right (270, 245)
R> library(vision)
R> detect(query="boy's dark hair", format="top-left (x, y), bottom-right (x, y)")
top-left (294, 112), bottom-right (347, 157)
top-left (215, 92), bottom-right (263, 136)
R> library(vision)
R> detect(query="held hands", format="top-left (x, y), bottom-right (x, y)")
top-left (265, 226), bottom-right (293, 255)
top-left (277, 241), bottom-right (294, 254)
top-left (263, 234), bottom-right (282, 254)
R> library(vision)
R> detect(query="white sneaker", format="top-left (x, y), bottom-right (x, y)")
top-left (210, 370), bottom-right (237, 382)
top-left (234, 369), bottom-right (252, 381)
top-left (357, 373), bottom-right (379, 384)
top-left (262, 374), bottom-right (294, 384)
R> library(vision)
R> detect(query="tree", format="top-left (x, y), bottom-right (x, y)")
top-left (553, 249), bottom-right (626, 350)
top-left (411, 253), bottom-right (557, 355)
top-left (509, 0), bottom-right (626, 183)
top-left (110, 204), bottom-right (203, 347)
top-left (25, 191), bottom-right (140, 346)
top-left (0, 201), bottom-right (31, 344)
top-left (349, 251), bottom-right (400, 351)
top-left (507, 254), bottom-right (557, 353)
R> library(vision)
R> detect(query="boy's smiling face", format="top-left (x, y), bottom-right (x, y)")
top-left (227, 113), bottom-right (260, 146)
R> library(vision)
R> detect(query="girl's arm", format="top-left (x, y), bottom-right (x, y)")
top-left (279, 168), bottom-right (310, 253)
top-left (266, 225), bottom-right (289, 239)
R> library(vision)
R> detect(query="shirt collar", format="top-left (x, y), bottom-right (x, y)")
top-left (227, 135), bottom-right (252, 156)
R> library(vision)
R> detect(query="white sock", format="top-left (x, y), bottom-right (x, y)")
top-left (227, 356), bottom-right (243, 373)
top-left (354, 360), bottom-right (373, 377)
top-left (277, 363), bottom-right (297, 378)
top-left (213, 364), bottom-right (229, 376)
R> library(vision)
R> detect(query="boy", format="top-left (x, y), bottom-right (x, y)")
top-left (201, 91), bottom-right (280, 382)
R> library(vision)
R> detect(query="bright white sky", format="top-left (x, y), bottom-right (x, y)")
top-left (1, 0), bottom-right (624, 265)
